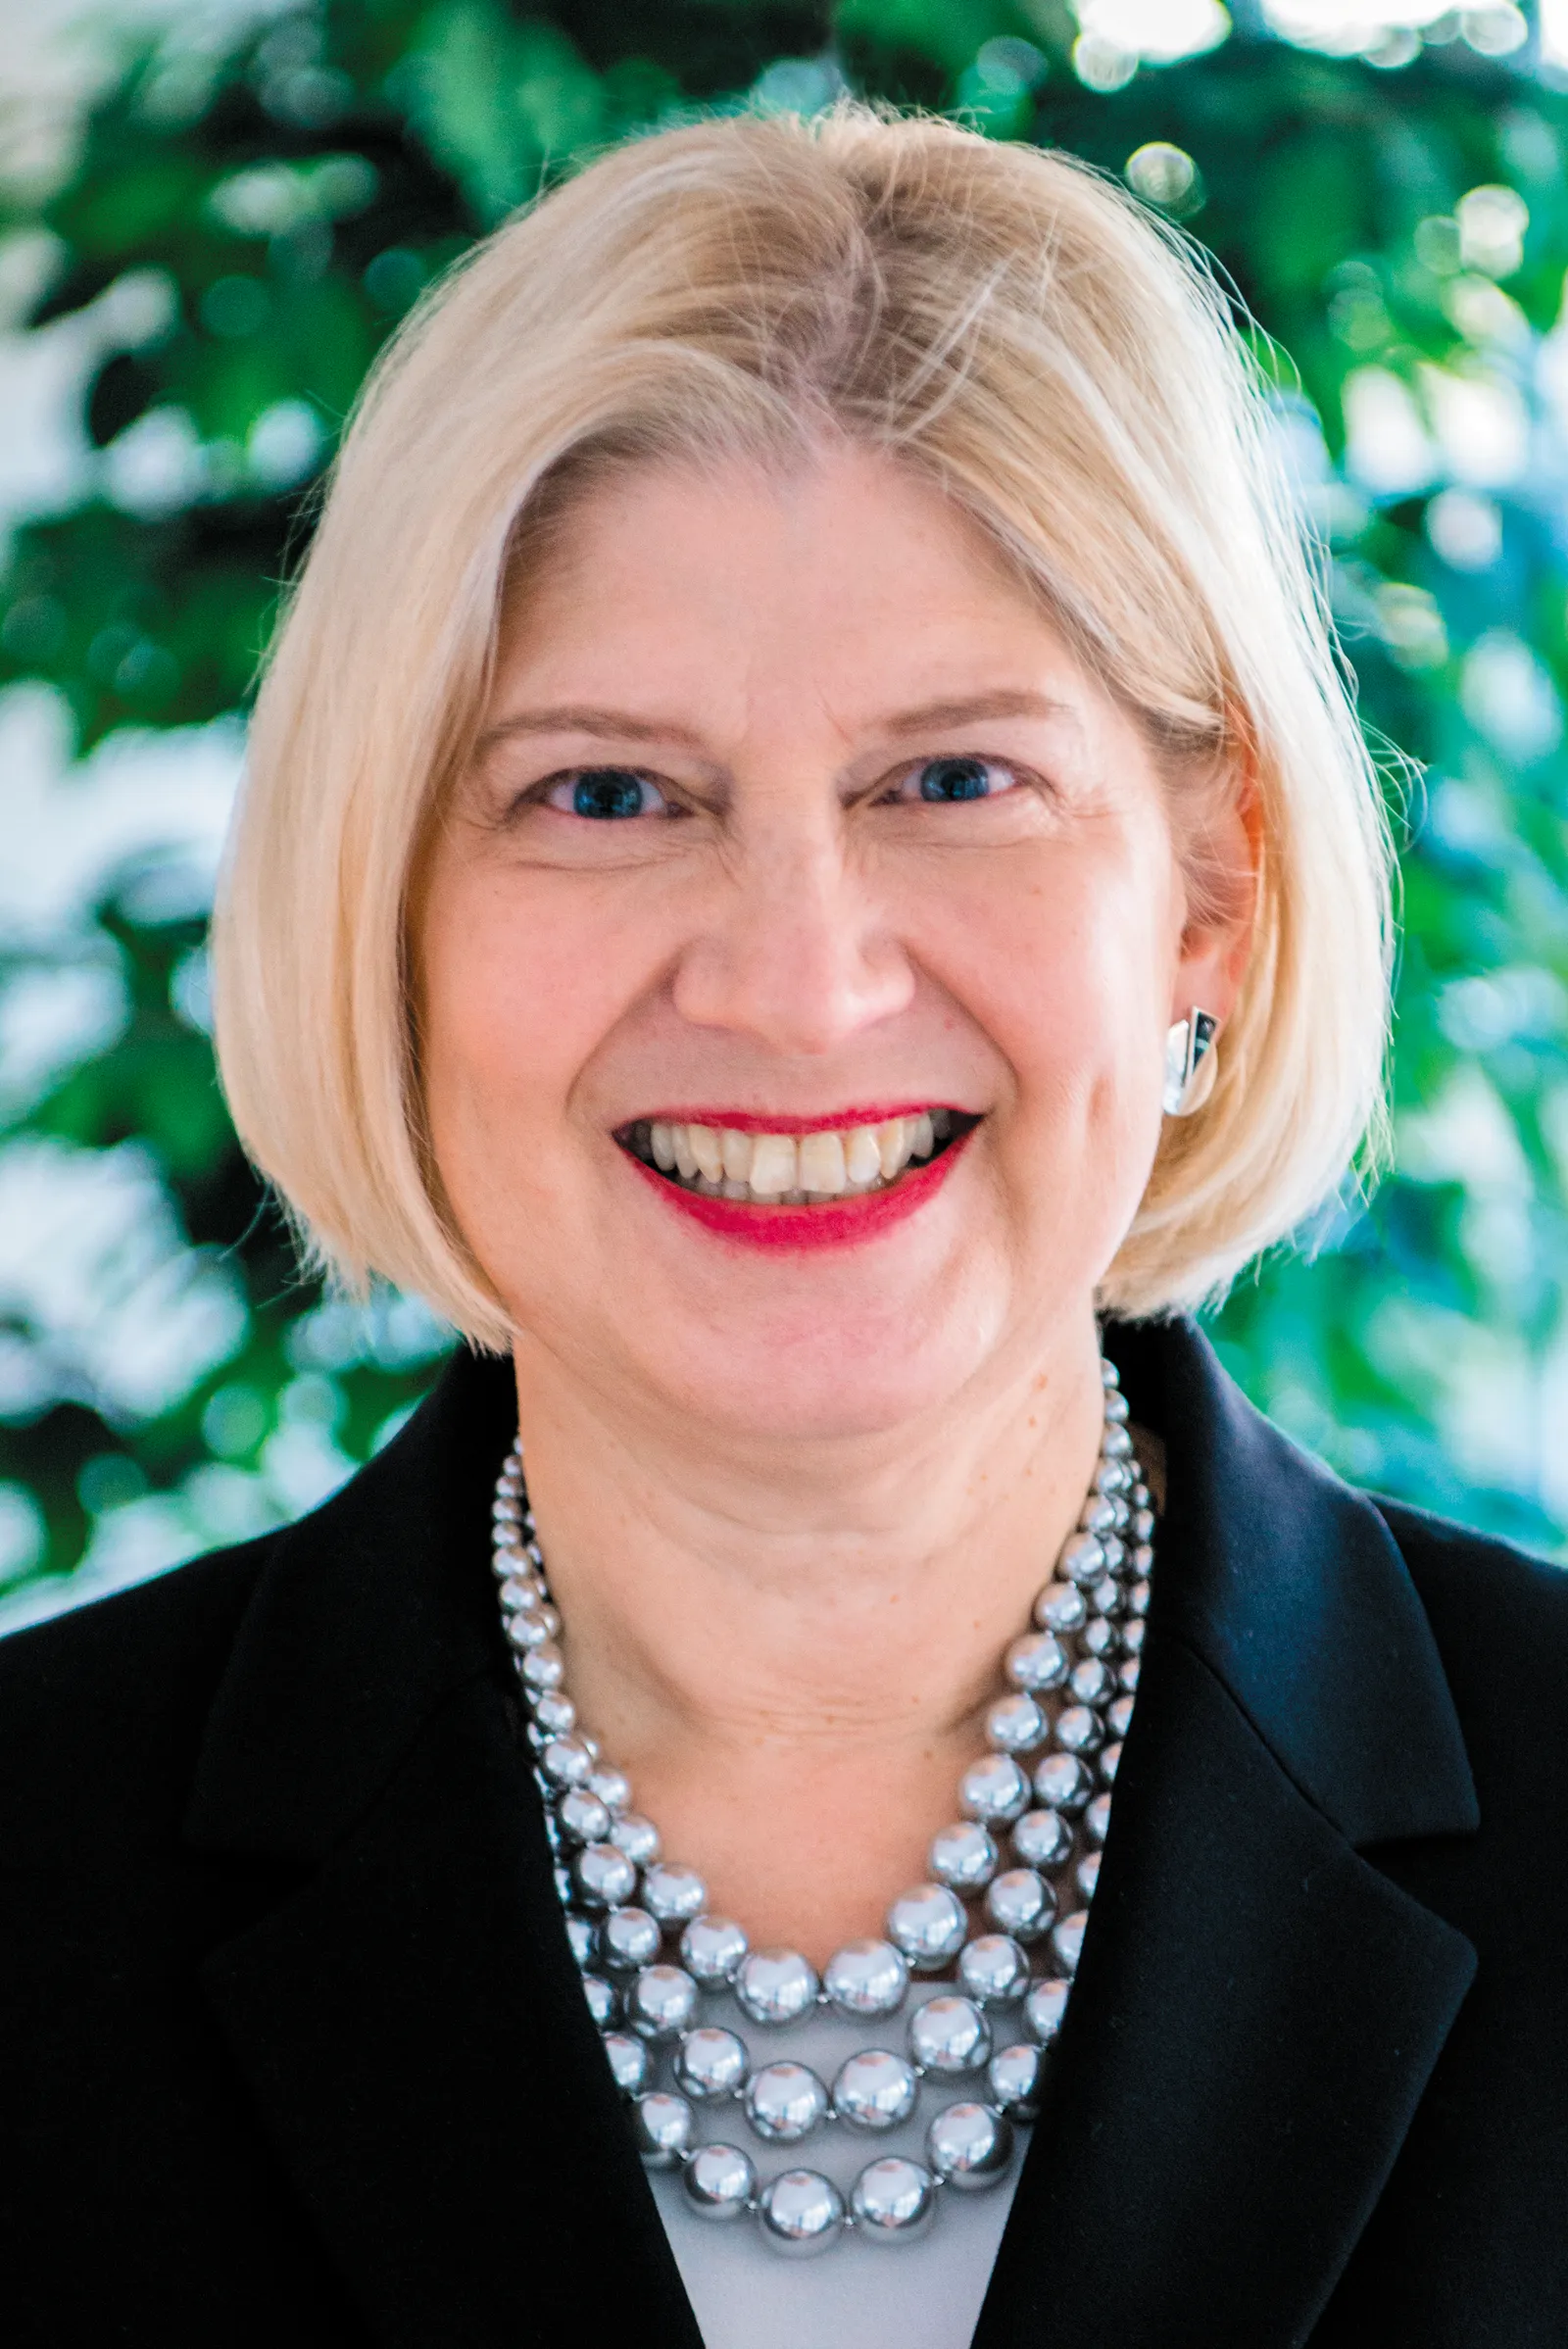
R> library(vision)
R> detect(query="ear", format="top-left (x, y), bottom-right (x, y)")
top-left (1169, 722), bottom-right (1261, 1029)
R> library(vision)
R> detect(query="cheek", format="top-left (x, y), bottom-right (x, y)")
top-left (916, 841), bottom-right (1175, 1121)
top-left (417, 864), bottom-right (635, 1153)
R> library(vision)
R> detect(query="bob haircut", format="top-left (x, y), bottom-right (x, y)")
top-left (213, 102), bottom-right (1391, 1347)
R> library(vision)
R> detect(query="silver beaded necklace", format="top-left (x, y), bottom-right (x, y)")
top-left (492, 1353), bottom-right (1152, 2255)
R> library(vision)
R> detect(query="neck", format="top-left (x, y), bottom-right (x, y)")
top-left (509, 1314), bottom-right (1107, 1961)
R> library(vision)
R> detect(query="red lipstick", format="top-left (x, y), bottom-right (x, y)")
top-left (632, 1104), bottom-right (952, 1136)
top-left (623, 1124), bottom-right (974, 1250)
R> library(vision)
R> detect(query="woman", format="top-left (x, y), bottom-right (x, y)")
top-left (1, 104), bottom-right (1562, 2348)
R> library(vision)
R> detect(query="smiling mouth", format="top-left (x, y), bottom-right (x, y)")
top-left (615, 1107), bottom-right (979, 1205)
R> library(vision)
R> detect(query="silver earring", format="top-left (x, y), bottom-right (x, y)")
top-left (1163, 1009), bottom-right (1218, 1116)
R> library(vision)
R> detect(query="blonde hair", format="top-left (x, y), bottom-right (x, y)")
top-left (213, 103), bottom-right (1391, 1347)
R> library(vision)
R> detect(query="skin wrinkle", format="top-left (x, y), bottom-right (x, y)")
top-left (417, 444), bottom-right (1254, 1960)
top-left (474, 688), bottom-right (1081, 769)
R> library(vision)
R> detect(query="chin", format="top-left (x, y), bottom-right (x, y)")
top-left (630, 1285), bottom-right (1008, 1445)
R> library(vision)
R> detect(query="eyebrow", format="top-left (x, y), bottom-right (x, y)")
top-left (872, 690), bottom-right (1076, 738)
top-left (474, 689), bottom-right (1075, 759)
top-left (474, 706), bottom-right (710, 758)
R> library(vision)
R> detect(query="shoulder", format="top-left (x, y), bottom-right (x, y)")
top-left (0, 1351), bottom-right (511, 1875)
top-left (0, 1537), bottom-right (274, 1865)
top-left (1375, 1493), bottom-right (1568, 1676)
top-left (1373, 1493), bottom-right (1568, 1833)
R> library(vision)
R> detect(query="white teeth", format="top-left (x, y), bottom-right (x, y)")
top-left (639, 1112), bottom-right (960, 1203)
top-left (876, 1119), bottom-right (909, 1180)
top-left (797, 1130), bottom-right (847, 1198)
top-left (748, 1133), bottom-right (799, 1197)
top-left (844, 1126), bottom-right (883, 1187)
top-left (689, 1126), bottom-right (723, 1184)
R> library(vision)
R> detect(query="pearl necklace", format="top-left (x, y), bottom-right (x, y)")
top-left (492, 1355), bottom-right (1151, 2254)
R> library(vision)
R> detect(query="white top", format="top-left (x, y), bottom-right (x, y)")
top-left (648, 1986), bottom-right (1026, 2349)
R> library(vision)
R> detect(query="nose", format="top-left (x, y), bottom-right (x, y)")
top-left (671, 826), bottom-right (915, 1056)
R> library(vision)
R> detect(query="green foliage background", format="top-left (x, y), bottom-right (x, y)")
top-left (4, 0), bottom-right (1568, 1618)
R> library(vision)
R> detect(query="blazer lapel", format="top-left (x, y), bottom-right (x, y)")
top-left (184, 1352), bottom-right (702, 2348)
top-left (196, 1677), bottom-right (701, 2347)
top-left (975, 1322), bottom-right (1480, 2349)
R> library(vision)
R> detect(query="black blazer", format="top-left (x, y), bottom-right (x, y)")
top-left (2, 1318), bottom-right (1565, 2346)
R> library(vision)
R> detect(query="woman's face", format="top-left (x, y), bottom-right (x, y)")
top-left (419, 446), bottom-right (1250, 1444)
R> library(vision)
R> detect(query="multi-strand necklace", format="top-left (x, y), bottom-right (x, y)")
top-left (491, 1354), bottom-right (1152, 2254)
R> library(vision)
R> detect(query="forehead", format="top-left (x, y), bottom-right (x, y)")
top-left (492, 444), bottom-right (1087, 722)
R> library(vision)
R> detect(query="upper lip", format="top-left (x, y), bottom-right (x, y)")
top-left (615, 1103), bottom-right (971, 1135)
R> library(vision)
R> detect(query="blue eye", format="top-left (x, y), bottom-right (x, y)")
top-left (551, 767), bottom-right (664, 819)
top-left (912, 757), bottom-right (1008, 803)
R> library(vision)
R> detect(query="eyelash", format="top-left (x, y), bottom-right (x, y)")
top-left (529, 755), bottom-right (1027, 821)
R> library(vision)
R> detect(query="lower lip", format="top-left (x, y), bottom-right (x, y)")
top-left (623, 1127), bottom-right (975, 1251)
